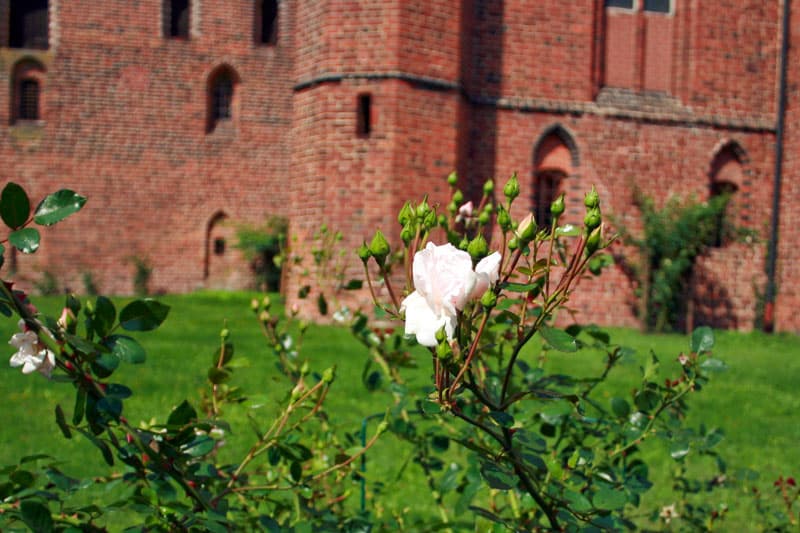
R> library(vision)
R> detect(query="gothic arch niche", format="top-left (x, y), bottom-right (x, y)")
top-left (206, 64), bottom-right (241, 133)
top-left (708, 141), bottom-right (747, 247)
top-left (532, 125), bottom-right (579, 227)
top-left (11, 58), bottom-right (46, 124)
top-left (205, 212), bottom-right (244, 289)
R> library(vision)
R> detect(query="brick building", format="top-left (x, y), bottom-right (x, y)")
top-left (0, 1), bottom-right (797, 332)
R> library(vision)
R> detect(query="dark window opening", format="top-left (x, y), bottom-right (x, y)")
top-left (9, 0), bottom-right (49, 49)
top-left (533, 170), bottom-right (564, 229)
top-left (213, 238), bottom-right (226, 255)
top-left (605, 0), bottom-right (634, 8)
top-left (710, 180), bottom-right (738, 247)
top-left (18, 79), bottom-right (40, 120)
top-left (164, 0), bottom-right (190, 38)
top-left (212, 74), bottom-right (233, 122)
top-left (356, 93), bottom-right (372, 137)
top-left (644, 0), bottom-right (671, 13)
top-left (257, 0), bottom-right (278, 45)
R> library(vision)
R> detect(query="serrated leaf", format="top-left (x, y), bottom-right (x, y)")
top-left (119, 299), bottom-right (169, 331)
top-left (20, 500), bottom-right (53, 533)
top-left (1, 183), bottom-right (30, 229)
top-left (691, 326), bottom-right (715, 353)
top-left (104, 335), bottom-right (146, 364)
top-left (34, 189), bottom-right (87, 226)
top-left (9, 227), bottom-right (40, 253)
top-left (168, 400), bottom-right (197, 427)
top-left (592, 488), bottom-right (627, 510)
top-left (540, 325), bottom-right (578, 352)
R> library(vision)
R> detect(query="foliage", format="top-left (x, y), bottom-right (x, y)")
top-left (235, 216), bottom-right (287, 291)
top-left (0, 179), bottom-right (769, 532)
top-left (616, 190), bottom-right (734, 332)
top-left (34, 270), bottom-right (60, 296)
top-left (82, 271), bottom-right (99, 296)
top-left (355, 174), bottom-right (729, 530)
top-left (130, 256), bottom-right (152, 296)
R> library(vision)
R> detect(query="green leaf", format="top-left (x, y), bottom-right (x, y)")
top-left (93, 296), bottom-right (116, 337)
top-left (592, 488), bottom-right (627, 510)
top-left (20, 500), bottom-right (53, 533)
top-left (168, 400), bottom-right (197, 427)
top-left (208, 367), bottom-right (231, 384)
top-left (73, 388), bottom-right (86, 425)
top-left (480, 461), bottom-right (516, 490)
top-left (634, 390), bottom-right (660, 413)
top-left (1, 183), bottom-right (30, 229)
top-left (565, 490), bottom-right (592, 513)
top-left (75, 428), bottom-right (114, 466)
top-left (181, 435), bottom-right (216, 457)
top-left (104, 335), bottom-right (146, 364)
top-left (503, 282), bottom-right (540, 293)
top-left (555, 223), bottom-right (580, 237)
top-left (540, 325), bottom-right (578, 352)
top-left (119, 299), bottom-right (170, 331)
top-left (610, 397), bottom-right (631, 418)
top-left (105, 384), bottom-right (133, 399)
top-left (55, 405), bottom-right (72, 439)
top-left (9, 227), bottom-right (40, 253)
top-left (91, 352), bottom-right (120, 378)
top-left (488, 411), bottom-right (515, 428)
top-left (670, 440), bottom-right (690, 460)
top-left (343, 279), bottom-right (363, 290)
top-left (700, 358), bottom-right (727, 372)
top-left (34, 189), bottom-right (87, 226)
top-left (691, 326), bottom-right (715, 353)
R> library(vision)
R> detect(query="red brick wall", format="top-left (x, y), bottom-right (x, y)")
top-left (0, 0), bottom-right (796, 332)
top-left (0, 0), bottom-right (293, 294)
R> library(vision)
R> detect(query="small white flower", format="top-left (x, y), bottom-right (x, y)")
top-left (401, 243), bottom-right (502, 347)
top-left (9, 320), bottom-right (56, 378)
top-left (659, 503), bottom-right (679, 524)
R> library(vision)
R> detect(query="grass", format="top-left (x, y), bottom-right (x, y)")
top-left (1, 291), bottom-right (798, 530)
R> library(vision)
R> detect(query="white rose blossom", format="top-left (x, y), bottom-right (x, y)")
top-left (9, 319), bottom-right (56, 378)
top-left (401, 242), bottom-right (501, 347)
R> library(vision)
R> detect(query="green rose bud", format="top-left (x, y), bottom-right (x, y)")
top-left (376, 420), bottom-right (390, 435)
top-left (357, 242), bottom-right (372, 264)
top-left (220, 328), bottom-right (230, 340)
top-left (251, 298), bottom-right (260, 312)
top-left (585, 226), bottom-right (602, 256)
top-left (503, 172), bottom-right (520, 202)
top-left (584, 185), bottom-right (599, 209)
top-left (322, 366), bottom-right (336, 384)
top-left (300, 361), bottom-right (310, 375)
top-left (584, 207), bottom-right (601, 232)
top-left (400, 224), bottom-right (415, 245)
top-left (497, 206), bottom-right (512, 231)
top-left (416, 197), bottom-right (430, 218)
top-left (435, 325), bottom-right (448, 344)
top-left (480, 289), bottom-right (497, 308)
top-left (516, 212), bottom-right (537, 242)
top-left (478, 211), bottom-right (490, 225)
top-left (467, 234), bottom-right (489, 261)
top-left (447, 171), bottom-right (458, 186)
top-left (436, 341), bottom-right (452, 359)
top-left (508, 236), bottom-right (519, 250)
top-left (458, 236), bottom-right (470, 251)
top-left (398, 201), bottom-right (414, 226)
top-left (447, 201), bottom-right (458, 215)
top-left (452, 190), bottom-right (464, 205)
top-left (482, 203), bottom-right (493, 214)
top-left (437, 214), bottom-right (447, 227)
top-left (369, 230), bottom-right (391, 265)
top-left (423, 209), bottom-right (437, 230)
top-left (262, 296), bottom-right (271, 310)
top-left (550, 193), bottom-right (565, 220)
top-left (483, 179), bottom-right (495, 195)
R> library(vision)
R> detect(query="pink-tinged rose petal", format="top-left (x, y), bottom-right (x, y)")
top-left (400, 291), bottom-right (454, 347)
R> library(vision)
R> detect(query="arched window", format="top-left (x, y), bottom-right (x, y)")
top-left (255, 0), bottom-right (278, 45)
top-left (12, 59), bottom-right (46, 124)
top-left (207, 66), bottom-right (239, 133)
top-left (709, 142), bottom-right (746, 247)
top-left (9, 0), bottom-right (49, 49)
top-left (532, 126), bottom-right (578, 227)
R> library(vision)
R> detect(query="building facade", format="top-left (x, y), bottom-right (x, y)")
top-left (0, 0), bottom-right (797, 331)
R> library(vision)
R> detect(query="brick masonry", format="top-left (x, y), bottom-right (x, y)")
top-left (0, 0), bottom-right (798, 332)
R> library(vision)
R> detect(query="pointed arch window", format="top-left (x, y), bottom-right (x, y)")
top-left (12, 60), bottom-right (46, 124)
top-left (207, 66), bottom-right (239, 133)
top-left (532, 127), bottom-right (578, 227)
top-left (709, 143), bottom-right (746, 247)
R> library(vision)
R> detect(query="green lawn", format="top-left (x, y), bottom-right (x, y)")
top-left (1, 291), bottom-right (798, 530)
